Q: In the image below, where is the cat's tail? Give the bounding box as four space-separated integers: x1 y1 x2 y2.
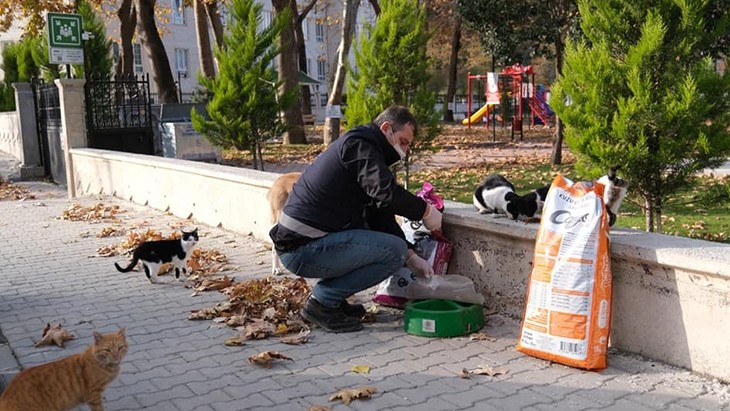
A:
115 257 139 273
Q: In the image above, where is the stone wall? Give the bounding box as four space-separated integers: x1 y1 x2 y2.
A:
0 112 22 162
69 147 730 381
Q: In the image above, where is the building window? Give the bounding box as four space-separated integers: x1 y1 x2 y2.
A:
320 93 327 107
307 58 312 77
302 18 310 40
175 48 188 77
315 20 325 42
172 0 185 24
133 43 143 73
317 59 326 82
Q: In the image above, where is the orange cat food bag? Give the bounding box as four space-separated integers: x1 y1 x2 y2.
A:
516 174 612 370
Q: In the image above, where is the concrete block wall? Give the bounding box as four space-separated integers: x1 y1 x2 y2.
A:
0 112 22 162
69 148 730 382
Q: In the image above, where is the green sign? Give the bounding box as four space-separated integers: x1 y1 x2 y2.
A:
47 12 84 64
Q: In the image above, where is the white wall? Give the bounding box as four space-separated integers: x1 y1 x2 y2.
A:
0 112 22 161
69 147 730 382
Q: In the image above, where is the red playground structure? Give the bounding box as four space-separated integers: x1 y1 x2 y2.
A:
464 64 554 140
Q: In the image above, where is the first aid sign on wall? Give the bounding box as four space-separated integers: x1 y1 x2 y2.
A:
47 12 84 65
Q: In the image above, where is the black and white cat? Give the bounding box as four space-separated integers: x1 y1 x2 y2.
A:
473 174 516 216
511 183 552 219
114 228 199 284
473 174 530 220
597 165 628 227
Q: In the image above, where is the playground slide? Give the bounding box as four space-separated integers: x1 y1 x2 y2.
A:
462 104 490 125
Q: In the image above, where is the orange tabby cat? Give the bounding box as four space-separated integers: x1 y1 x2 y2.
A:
0 328 128 411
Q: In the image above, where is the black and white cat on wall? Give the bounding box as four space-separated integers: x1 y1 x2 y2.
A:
598 165 629 227
114 228 199 284
473 174 549 221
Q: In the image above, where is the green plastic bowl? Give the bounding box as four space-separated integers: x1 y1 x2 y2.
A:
404 299 485 337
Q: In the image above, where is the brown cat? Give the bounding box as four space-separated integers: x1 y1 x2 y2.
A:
0 328 128 411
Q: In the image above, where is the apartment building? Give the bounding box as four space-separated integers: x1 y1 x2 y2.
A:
0 0 378 121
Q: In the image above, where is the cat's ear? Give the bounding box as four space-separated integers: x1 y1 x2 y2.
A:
117 328 126 337
93 331 104 344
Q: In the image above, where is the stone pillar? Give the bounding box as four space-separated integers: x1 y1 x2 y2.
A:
55 78 87 198
11 83 44 179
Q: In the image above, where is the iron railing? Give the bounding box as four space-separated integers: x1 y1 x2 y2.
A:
85 73 152 131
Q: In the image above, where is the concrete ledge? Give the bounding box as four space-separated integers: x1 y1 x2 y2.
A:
444 201 730 381
71 148 277 240
69 148 730 381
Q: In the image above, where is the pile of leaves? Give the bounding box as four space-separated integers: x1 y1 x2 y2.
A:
0 178 34 201
189 276 311 341
60 202 125 223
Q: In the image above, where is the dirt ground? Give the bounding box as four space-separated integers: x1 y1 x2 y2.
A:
413 124 564 170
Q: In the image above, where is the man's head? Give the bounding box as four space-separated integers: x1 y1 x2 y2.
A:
374 106 417 160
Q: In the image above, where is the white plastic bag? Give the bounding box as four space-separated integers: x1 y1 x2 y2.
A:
405 275 485 305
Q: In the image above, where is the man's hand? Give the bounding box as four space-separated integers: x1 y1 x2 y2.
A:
406 254 434 278
422 204 443 232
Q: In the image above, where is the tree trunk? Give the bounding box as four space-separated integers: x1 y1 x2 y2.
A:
195 0 216 79
295 0 317 116
655 198 663 234
205 1 225 49
368 0 380 15
550 37 565 165
116 0 136 78
443 12 461 123
135 0 179 103
323 0 360 145
644 197 655 232
273 0 306 144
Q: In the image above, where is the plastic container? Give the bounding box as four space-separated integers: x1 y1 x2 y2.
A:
404 299 485 337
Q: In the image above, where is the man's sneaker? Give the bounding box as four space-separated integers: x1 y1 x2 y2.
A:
340 301 367 318
301 298 363 333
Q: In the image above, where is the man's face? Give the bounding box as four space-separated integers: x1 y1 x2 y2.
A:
382 122 415 156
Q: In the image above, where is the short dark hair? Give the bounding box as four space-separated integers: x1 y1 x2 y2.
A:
373 105 418 137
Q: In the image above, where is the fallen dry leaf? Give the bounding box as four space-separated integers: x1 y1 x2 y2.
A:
60 202 124 223
351 365 370 374
470 364 509 377
194 275 235 292
248 351 293 368
280 330 311 345
307 406 331 411
0 179 34 201
96 226 126 238
329 386 377 405
242 318 276 340
223 335 246 346
34 323 75 348
469 332 497 342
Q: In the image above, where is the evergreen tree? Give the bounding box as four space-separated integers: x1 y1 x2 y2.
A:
0 43 21 111
551 0 730 232
76 0 113 79
191 0 292 170
346 0 441 151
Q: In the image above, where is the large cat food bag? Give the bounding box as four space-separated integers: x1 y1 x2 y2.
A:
516 174 612 370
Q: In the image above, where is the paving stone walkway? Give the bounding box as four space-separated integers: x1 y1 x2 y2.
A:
1 181 730 411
